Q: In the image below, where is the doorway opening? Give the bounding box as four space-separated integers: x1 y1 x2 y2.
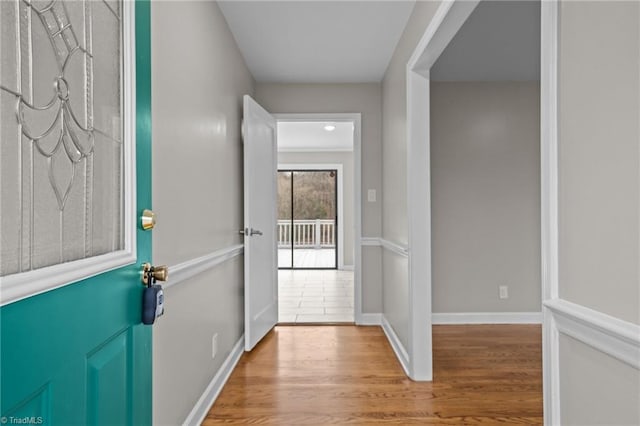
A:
275 117 359 324
278 169 338 269
403 0 542 381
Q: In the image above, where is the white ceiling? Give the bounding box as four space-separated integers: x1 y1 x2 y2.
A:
218 1 415 83
277 122 354 152
431 1 540 81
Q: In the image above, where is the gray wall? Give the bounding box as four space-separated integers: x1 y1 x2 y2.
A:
256 84 381 237
557 1 640 424
381 1 442 348
558 0 640 326
151 2 253 424
559 335 640 425
255 83 383 313
430 82 541 313
278 151 354 267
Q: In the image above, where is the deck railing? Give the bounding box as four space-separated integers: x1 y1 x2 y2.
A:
278 219 335 248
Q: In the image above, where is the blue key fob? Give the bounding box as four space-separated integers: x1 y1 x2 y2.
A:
142 284 164 325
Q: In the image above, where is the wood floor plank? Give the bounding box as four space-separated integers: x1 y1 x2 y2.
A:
203 325 542 425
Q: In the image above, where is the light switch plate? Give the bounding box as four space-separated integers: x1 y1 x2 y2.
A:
367 189 377 202
499 286 509 299
212 333 218 359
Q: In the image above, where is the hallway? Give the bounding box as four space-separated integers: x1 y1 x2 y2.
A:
204 325 542 424
3 1 638 424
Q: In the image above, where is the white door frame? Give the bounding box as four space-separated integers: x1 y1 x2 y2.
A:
407 3 638 425
406 0 552 404
404 0 480 381
539 2 559 424
273 113 364 324
278 163 345 270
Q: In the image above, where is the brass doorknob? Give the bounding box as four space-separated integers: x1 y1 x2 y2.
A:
142 263 169 285
141 209 156 230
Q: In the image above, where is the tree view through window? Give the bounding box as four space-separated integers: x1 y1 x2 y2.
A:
278 170 337 269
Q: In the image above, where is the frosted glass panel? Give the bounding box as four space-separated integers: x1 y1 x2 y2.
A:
1 0 124 276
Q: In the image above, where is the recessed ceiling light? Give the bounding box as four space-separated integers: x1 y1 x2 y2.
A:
323 124 336 132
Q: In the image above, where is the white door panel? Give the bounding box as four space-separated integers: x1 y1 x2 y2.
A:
243 95 278 351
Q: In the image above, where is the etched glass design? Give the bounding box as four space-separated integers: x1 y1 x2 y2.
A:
1 0 124 276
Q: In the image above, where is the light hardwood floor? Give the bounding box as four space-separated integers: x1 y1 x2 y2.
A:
204 325 542 425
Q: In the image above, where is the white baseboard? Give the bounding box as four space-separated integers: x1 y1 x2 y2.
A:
183 335 244 426
381 315 410 377
341 265 354 271
432 312 542 324
357 313 381 325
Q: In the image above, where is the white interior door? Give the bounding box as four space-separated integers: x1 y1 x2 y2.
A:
243 95 278 351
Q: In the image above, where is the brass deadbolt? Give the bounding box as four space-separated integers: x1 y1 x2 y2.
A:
142 263 169 286
141 209 156 230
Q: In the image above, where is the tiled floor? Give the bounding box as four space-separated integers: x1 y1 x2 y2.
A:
278 269 354 323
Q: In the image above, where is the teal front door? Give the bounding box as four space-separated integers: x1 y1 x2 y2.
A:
0 1 153 424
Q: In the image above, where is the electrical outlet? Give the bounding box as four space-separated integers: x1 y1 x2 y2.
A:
212 333 218 359
367 189 377 202
499 285 509 299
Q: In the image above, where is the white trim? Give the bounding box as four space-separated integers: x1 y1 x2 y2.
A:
360 237 381 247
545 299 640 370
274 113 364 325
432 312 543 325
1 251 136 306
182 335 245 426
379 239 408 258
0 2 138 307
406 69 433 382
404 0 479 381
341 265 354 271
407 1 479 73
541 1 560 424
164 245 244 290
278 147 353 153
353 114 362 326
544 310 561 426
358 313 382 326
278 163 345 271
381 315 410 377
122 0 138 286
541 0 559 305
